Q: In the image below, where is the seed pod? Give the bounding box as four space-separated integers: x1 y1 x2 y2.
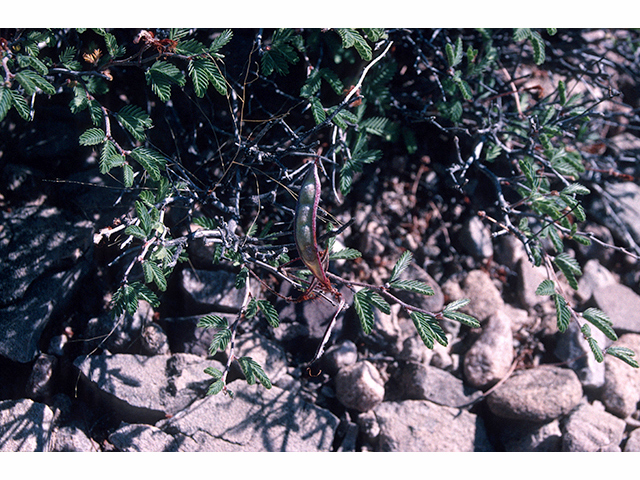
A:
295 161 330 288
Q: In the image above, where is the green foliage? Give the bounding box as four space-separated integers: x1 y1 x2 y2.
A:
5 27 639 401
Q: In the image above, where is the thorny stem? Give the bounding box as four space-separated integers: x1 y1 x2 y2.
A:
220 281 252 395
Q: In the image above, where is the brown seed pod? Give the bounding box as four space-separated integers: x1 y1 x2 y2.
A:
295 160 330 289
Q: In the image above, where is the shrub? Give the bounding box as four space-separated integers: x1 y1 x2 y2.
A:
2 28 638 396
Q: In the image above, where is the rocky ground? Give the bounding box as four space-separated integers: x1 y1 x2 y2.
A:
3 29 640 452
3 149 640 451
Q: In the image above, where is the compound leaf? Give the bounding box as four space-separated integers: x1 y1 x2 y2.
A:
389 250 413 283
582 307 618 342
354 289 375 334
257 299 280 328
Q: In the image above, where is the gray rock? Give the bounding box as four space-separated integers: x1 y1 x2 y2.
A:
576 259 617 303
81 300 154 355
234 331 290 387
109 423 182 452
602 333 640 418
396 362 482 406
74 352 216 423
499 419 562 452
373 400 492 451
356 410 380 444
460 269 504 321
335 361 385 412
593 282 640 333
487 366 583 422
48 425 99 452
162 314 233 357
459 215 494 259
575 223 615 266
624 427 640 451
393 264 445 314
463 309 514 389
0 399 54 451
157 381 340 451
180 267 245 313
517 258 549 310
562 401 626 451
25 353 57 402
322 340 358 375
554 320 607 389
603 180 640 248
0 205 93 362
141 323 170 356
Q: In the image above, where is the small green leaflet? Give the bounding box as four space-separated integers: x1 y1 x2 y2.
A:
353 289 375 335
237 357 272 389
79 127 106 146
130 147 166 181
257 299 279 328
535 279 556 297
606 346 639 368
335 29 372 61
389 251 413 283
197 314 228 330
208 328 232 355
145 60 186 102
329 247 362 260
554 294 571 333
206 379 225 396
582 308 617 342
410 311 448 349
554 252 581 290
388 279 434 296
587 337 604 363
116 104 153 142
142 260 168 291
442 299 480 328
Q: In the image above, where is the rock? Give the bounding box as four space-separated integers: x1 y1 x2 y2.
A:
322 340 358 375
393 264 445 314
0 399 55 451
458 215 494 259
624 428 640 451
603 181 640 248
25 353 58 402
575 225 615 269
463 309 514 389
554 320 607 389
335 361 385 412
517 258 548 310
499 419 562 452
109 423 181 452
156 381 340 451
335 418 359 452
356 410 380 444
460 269 504 321
562 401 626 451
487 366 583 422
0 205 93 363
593 282 640 333
141 323 170 356
395 362 482 407
48 425 100 452
180 267 245 314
273 283 352 356
373 400 492 451
234 331 290 387
74 352 216 423
162 314 232 357
81 300 154 355
602 333 640 418
576 259 617 303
